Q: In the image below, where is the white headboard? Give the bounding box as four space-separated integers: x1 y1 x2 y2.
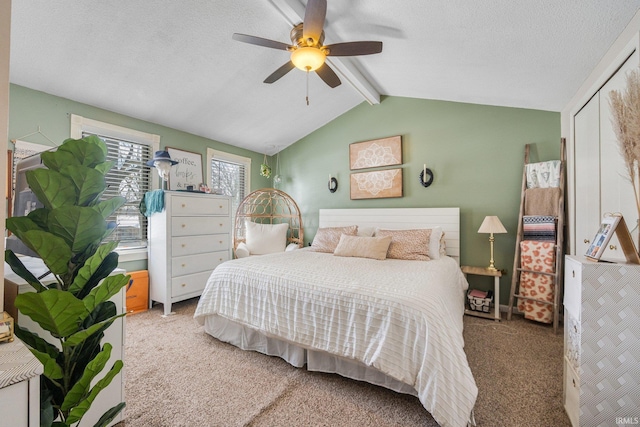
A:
318 208 460 262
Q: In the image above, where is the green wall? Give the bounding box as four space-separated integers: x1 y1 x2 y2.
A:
8 84 274 271
278 96 561 305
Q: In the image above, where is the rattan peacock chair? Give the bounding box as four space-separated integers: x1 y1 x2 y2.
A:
234 188 304 256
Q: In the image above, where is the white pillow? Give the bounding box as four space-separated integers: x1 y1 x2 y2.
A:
357 226 376 237
235 242 250 258
245 222 289 255
428 226 443 260
285 243 299 252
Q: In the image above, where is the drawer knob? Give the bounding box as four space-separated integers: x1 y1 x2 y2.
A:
572 378 576 388
574 325 577 333
182 224 186 228
181 283 186 287
182 263 186 267
609 244 617 250
219 258 223 261
219 240 223 244
219 205 223 209
182 244 186 248
583 239 590 244
182 203 186 208
220 223 223 227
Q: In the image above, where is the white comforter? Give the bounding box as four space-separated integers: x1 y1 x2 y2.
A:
194 249 477 427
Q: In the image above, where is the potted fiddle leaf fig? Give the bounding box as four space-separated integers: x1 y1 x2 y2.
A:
5 135 129 427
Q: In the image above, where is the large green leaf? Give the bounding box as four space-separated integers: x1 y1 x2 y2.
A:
69 242 118 295
15 290 87 338
92 197 126 220
41 149 80 172
57 136 107 168
5 250 47 292
66 359 123 425
63 317 117 347
47 206 106 254
94 402 126 427
59 165 106 206
31 348 64 380
94 160 115 176
26 168 76 210
61 343 113 412
14 324 59 359
83 274 129 313
21 230 72 275
6 216 43 239
76 253 120 300
40 387 55 427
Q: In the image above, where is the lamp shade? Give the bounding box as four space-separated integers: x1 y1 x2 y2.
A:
478 216 507 234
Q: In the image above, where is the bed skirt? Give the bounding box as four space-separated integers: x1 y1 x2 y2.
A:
202 314 419 397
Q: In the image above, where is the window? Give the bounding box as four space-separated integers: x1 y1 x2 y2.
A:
71 115 159 251
206 148 251 227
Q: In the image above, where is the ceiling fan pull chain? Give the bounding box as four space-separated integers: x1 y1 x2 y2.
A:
306 70 310 106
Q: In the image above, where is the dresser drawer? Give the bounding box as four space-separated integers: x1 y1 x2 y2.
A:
172 251 230 277
171 216 231 237
171 195 229 216
564 358 580 427
563 256 582 321
172 234 230 257
171 270 212 298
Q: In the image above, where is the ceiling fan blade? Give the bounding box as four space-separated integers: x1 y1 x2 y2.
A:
264 61 296 84
325 41 383 56
303 0 327 45
315 63 341 88
232 33 292 51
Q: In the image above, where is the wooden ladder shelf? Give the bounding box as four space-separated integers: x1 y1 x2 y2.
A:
507 139 566 334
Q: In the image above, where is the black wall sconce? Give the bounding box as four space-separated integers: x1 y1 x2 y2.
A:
328 174 338 193
420 164 434 188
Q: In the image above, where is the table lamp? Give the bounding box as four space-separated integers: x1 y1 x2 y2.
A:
478 215 507 271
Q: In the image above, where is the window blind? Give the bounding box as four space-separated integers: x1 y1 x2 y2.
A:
83 132 153 247
211 158 246 226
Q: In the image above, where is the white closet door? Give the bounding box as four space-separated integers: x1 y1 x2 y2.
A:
600 51 639 261
574 93 601 258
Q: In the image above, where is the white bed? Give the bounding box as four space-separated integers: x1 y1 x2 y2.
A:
194 208 477 427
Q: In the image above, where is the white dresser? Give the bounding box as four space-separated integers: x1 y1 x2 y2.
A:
148 191 231 316
563 255 640 426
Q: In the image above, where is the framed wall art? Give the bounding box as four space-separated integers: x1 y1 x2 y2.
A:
349 135 402 170
167 147 203 191
350 168 403 200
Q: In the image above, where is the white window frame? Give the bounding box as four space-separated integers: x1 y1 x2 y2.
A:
70 114 160 262
206 148 251 227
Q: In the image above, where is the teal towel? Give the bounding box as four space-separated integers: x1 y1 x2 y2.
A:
140 190 165 217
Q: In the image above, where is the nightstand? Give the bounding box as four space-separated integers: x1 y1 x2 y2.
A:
461 266 504 321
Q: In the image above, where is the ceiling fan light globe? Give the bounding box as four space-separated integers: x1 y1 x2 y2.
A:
291 47 325 71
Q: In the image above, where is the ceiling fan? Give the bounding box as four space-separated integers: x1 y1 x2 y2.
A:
232 0 383 89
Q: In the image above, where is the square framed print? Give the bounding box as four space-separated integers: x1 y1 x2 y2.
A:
167 147 203 191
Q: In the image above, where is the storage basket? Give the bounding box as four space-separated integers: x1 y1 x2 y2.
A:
467 289 493 313
126 270 149 315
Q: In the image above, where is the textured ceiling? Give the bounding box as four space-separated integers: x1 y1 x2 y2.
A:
9 0 640 155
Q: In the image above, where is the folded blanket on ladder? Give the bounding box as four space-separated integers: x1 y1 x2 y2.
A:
518 240 556 324
523 215 557 241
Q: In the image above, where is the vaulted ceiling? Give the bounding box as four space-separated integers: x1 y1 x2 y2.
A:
9 1 640 155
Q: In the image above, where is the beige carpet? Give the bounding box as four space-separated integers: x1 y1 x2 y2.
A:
115 298 571 427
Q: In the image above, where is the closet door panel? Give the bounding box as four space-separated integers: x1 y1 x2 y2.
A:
574 93 601 257
600 51 639 261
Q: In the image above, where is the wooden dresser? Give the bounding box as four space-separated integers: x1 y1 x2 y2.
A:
148 191 232 316
563 255 640 426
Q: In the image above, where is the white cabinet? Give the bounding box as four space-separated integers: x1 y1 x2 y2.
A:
4 257 125 427
148 191 231 316
573 50 639 261
563 255 640 426
0 339 42 427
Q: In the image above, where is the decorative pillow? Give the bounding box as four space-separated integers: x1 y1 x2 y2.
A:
285 243 299 252
235 242 250 258
439 232 447 257
333 234 392 260
357 226 376 237
245 221 289 255
375 228 432 261
427 226 443 260
310 225 358 253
